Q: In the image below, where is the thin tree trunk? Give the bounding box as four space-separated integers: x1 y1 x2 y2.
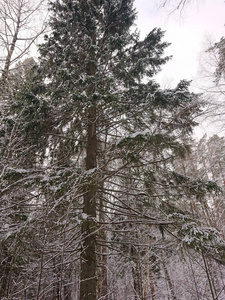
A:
187 251 200 300
202 252 216 300
143 235 156 300
97 196 108 300
97 133 108 300
131 238 143 300
143 242 150 300
0 250 13 298
162 260 177 300
136 245 143 300
1 3 21 83
149 265 156 300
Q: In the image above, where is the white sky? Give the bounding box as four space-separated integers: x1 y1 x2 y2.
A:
134 0 225 89
134 0 225 138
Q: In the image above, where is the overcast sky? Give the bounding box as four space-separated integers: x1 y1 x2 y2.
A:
134 0 225 89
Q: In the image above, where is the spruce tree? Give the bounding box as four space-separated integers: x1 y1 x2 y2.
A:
37 1 200 298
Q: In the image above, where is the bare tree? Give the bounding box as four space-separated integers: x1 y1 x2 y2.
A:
0 0 48 83
193 37 225 134
159 0 201 11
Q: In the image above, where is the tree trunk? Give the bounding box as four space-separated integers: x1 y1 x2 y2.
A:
0 253 12 298
97 196 108 300
79 26 98 299
149 265 156 300
1 3 21 83
131 238 143 300
162 260 177 300
80 106 98 300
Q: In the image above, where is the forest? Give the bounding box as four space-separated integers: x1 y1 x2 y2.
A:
0 0 225 299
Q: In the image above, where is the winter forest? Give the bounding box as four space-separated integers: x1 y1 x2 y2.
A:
1 0 225 299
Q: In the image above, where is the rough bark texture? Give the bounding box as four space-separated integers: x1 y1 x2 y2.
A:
80 32 98 297
80 106 98 300
131 241 143 300
98 196 108 299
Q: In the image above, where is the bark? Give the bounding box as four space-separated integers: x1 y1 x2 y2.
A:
97 196 108 300
0 244 17 299
0 254 12 298
80 106 98 300
162 259 177 300
202 252 216 300
144 236 156 300
143 244 150 300
149 265 156 300
131 238 143 300
80 32 98 298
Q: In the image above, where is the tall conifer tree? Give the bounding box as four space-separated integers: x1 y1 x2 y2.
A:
38 0 200 298
39 1 173 298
